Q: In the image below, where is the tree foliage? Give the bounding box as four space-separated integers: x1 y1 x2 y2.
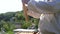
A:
0 10 39 32
0 20 15 32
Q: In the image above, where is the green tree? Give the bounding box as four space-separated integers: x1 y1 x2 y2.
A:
0 20 15 32
15 11 25 22
21 21 32 29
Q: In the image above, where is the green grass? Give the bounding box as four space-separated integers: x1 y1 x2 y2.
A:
5 31 14 34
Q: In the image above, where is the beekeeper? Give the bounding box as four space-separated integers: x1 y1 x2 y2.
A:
22 0 60 34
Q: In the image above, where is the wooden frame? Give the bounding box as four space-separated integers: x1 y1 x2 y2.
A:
22 1 29 22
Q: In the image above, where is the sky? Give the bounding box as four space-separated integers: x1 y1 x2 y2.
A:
0 0 23 13
0 0 44 13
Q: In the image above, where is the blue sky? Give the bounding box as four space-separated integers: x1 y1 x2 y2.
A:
0 0 22 13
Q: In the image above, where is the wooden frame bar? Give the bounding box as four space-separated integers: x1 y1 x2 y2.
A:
22 2 29 22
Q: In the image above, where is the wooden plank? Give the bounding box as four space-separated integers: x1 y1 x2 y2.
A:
14 29 38 34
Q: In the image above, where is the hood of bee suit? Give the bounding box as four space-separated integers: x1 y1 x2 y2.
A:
27 0 60 14
22 0 30 4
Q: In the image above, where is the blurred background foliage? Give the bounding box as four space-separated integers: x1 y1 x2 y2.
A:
0 10 39 34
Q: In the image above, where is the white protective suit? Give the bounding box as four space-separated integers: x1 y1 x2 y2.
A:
27 0 60 34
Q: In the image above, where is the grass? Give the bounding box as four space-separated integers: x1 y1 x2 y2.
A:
5 31 14 34
0 31 14 34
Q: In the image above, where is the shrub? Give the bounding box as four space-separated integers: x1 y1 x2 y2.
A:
0 20 15 32
21 21 32 29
